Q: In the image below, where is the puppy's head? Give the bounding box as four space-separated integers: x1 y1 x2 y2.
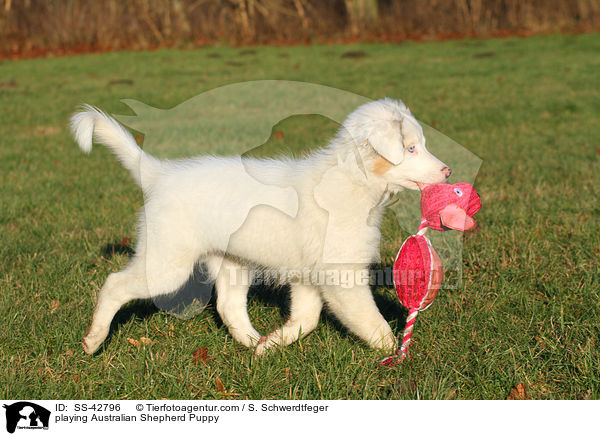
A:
341 98 451 191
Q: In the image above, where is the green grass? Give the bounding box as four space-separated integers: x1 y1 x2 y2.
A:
1 33 599 400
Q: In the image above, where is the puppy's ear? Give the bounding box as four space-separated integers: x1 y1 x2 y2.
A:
368 119 404 165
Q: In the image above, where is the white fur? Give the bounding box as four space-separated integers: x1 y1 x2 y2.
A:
71 98 450 355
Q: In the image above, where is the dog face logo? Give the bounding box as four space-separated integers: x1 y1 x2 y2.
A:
2 402 50 434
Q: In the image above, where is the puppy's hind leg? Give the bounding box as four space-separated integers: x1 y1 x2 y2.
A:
82 259 149 354
206 257 262 348
255 284 323 356
83 228 202 354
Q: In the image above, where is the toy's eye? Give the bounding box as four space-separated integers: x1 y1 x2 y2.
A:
454 188 463 197
407 145 415 153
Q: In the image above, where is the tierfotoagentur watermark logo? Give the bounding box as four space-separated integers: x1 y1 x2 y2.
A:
110 80 481 319
2 402 51 433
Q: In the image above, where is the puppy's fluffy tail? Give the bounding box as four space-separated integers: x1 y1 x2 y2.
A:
70 104 161 188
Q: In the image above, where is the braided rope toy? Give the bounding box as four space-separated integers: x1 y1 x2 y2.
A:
380 182 481 367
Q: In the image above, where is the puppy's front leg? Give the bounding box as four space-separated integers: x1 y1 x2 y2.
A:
321 281 396 352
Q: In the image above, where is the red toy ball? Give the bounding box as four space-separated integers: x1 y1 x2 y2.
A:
393 233 443 311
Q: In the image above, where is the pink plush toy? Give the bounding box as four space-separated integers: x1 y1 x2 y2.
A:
380 182 481 367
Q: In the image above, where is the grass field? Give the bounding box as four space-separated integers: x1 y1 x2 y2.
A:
1 33 599 400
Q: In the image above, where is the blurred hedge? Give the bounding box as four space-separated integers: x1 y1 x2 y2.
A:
1 0 599 56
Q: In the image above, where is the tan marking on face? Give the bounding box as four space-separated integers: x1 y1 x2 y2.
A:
373 156 394 175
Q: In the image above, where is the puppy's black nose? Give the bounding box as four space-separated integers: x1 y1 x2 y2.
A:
442 167 452 178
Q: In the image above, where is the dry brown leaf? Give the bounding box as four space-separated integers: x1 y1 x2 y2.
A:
127 338 140 348
34 125 61 137
0 81 17 88
507 383 531 400
192 347 209 364
50 299 60 314
215 377 226 392
341 50 367 58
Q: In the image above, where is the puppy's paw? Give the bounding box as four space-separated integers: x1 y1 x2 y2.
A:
254 335 280 357
362 322 397 353
370 332 397 354
383 336 398 354
82 335 101 355
82 326 107 355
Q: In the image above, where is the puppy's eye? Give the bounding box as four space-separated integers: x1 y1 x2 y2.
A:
407 145 415 153
454 188 463 197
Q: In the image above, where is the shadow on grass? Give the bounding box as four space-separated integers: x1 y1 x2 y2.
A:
101 240 135 258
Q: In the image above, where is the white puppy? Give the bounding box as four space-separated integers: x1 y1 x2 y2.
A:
70 98 450 355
